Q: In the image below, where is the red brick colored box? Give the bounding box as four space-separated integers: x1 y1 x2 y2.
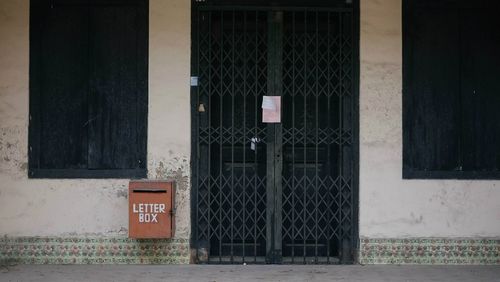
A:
129 181 175 239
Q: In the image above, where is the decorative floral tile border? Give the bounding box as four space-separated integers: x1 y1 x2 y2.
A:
3 237 499 265
0 237 190 265
359 238 500 265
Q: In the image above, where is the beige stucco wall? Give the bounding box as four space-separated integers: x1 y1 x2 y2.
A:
0 0 191 238
0 0 499 240
359 0 500 238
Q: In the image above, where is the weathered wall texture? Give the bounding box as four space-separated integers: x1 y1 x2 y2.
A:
0 0 191 239
147 0 191 240
359 0 500 238
1 0 499 250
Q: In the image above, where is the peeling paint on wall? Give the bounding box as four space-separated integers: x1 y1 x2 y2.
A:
148 156 191 239
359 0 500 238
0 0 192 240
0 126 28 179
1 0 499 245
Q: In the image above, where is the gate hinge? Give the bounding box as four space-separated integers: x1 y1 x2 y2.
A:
190 76 199 87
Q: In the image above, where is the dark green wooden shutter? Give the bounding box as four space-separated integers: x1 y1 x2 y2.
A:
403 0 500 178
29 0 148 178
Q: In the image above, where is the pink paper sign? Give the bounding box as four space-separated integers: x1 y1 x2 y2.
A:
262 96 281 123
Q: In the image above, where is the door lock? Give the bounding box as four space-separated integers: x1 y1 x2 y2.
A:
250 137 261 151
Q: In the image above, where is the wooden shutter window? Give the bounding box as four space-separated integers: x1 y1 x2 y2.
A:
403 0 500 179
29 0 148 178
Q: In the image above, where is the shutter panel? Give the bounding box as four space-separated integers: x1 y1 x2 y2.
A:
404 4 461 172
39 5 89 169
460 6 500 171
88 4 143 169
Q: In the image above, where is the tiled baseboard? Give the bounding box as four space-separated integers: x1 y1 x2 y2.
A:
360 238 500 265
0 237 189 264
2 236 499 265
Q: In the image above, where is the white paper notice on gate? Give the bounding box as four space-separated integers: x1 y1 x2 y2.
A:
262 96 281 123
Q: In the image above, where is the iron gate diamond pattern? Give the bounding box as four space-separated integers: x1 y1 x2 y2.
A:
193 6 356 265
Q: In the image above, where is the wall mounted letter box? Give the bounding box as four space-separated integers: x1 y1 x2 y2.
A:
129 181 175 239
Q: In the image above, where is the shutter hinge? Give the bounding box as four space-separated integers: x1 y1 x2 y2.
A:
190 76 199 87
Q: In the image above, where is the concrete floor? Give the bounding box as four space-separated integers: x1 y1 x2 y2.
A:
1 265 499 282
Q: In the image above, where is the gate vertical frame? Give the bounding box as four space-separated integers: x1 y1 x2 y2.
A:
190 0 199 263
265 11 284 264
352 0 360 263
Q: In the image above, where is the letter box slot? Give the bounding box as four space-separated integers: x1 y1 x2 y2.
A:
129 181 175 239
133 189 167 193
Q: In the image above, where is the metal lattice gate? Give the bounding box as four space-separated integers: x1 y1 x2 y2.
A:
191 1 358 264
